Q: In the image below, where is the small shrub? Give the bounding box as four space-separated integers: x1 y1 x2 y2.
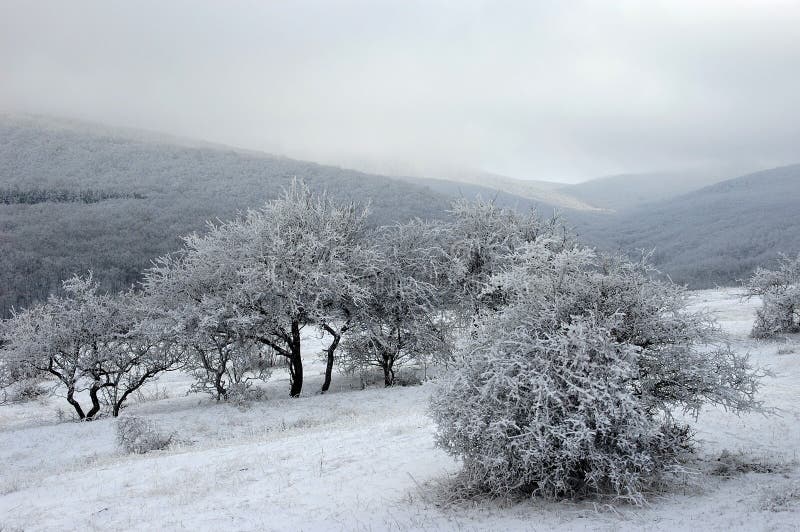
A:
709 450 788 477
746 254 800 339
134 385 170 403
116 416 172 454
760 481 800 512
354 369 385 389
2 379 45 403
225 382 267 407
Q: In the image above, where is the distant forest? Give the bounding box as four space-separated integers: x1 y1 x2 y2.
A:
0 186 145 205
570 164 800 288
2 117 799 317
0 119 452 317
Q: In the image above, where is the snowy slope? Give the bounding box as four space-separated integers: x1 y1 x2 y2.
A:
1 289 799 531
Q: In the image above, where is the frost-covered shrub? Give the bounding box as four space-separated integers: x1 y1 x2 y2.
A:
432 315 687 501
746 254 800 338
187 339 273 402
116 416 172 454
431 243 762 502
3 379 45 403
225 381 267 407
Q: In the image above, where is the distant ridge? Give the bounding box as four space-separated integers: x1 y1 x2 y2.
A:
559 170 730 212
0 114 455 316
428 170 604 212
2 112 797 306
571 164 800 287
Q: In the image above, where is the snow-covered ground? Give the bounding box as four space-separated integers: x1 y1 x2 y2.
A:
1 288 799 531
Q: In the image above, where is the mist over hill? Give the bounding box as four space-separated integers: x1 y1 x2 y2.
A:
413 171 601 211
0 116 464 316
2 115 797 315
560 171 730 212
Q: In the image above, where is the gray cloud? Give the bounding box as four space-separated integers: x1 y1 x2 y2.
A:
1 0 798 182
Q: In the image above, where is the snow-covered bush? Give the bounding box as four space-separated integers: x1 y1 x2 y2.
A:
432 315 687 500
746 254 800 338
431 243 762 502
1 379 45 404
191 343 273 401
225 381 268 407
116 416 172 454
0 336 43 405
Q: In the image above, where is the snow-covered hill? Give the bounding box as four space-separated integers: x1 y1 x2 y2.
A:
559 171 729 212
572 164 800 288
0 289 798 531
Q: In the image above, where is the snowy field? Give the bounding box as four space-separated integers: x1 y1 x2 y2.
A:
1 288 798 531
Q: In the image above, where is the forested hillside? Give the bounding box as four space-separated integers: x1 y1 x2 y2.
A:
0 117 457 316
3 115 798 314
572 164 800 287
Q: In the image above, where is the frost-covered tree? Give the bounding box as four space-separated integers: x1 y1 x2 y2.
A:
143 251 271 401
0 274 121 419
443 198 563 321
145 180 369 397
745 253 800 338
431 242 762 502
217 181 368 396
340 220 452 386
93 291 184 416
0 274 180 419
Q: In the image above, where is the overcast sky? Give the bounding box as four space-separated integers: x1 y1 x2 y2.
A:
1 1 798 183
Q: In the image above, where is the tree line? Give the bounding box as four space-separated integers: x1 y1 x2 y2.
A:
0 185 145 205
0 181 538 414
0 180 767 503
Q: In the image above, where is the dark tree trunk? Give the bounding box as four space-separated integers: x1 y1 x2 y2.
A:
86 384 102 420
112 398 123 417
112 367 167 417
321 343 336 393
382 354 395 387
214 369 226 401
65 386 85 420
321 322 347 393
113 399 123 417
288 320 303 397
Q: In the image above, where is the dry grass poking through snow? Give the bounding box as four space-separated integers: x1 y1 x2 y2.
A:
0 288 799 531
